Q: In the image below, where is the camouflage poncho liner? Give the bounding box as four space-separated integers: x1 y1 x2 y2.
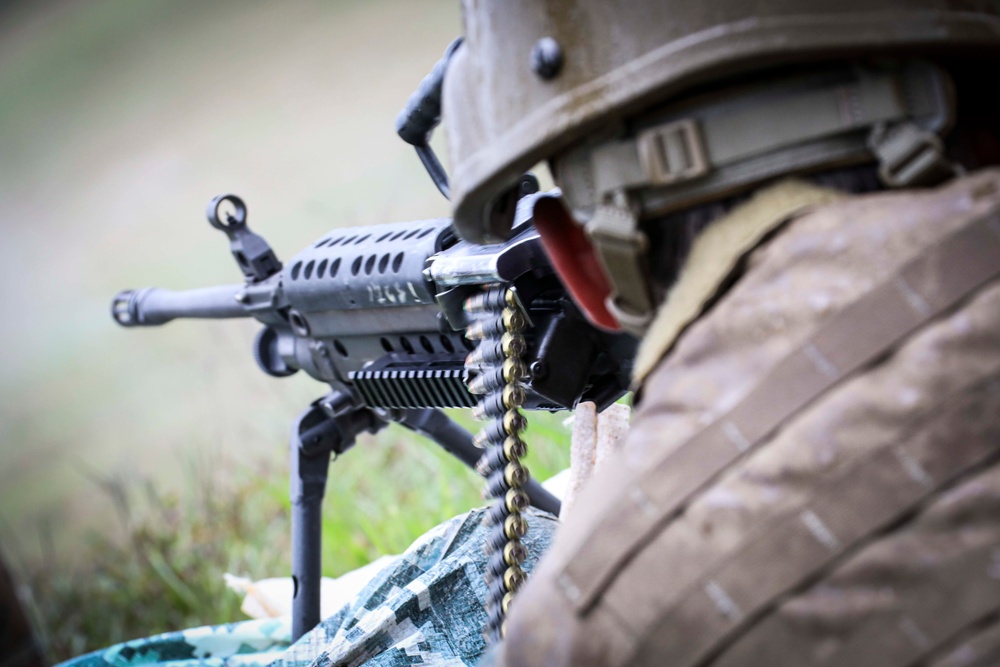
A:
60 508 557 667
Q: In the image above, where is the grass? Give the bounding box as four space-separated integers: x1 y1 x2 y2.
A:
9 410 571 662
9 457 289 660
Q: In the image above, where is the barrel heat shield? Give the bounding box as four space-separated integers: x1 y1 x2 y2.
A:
283 219 453 316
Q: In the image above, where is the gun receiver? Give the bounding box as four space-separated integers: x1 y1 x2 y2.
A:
113 193 634 412
111 191 635 639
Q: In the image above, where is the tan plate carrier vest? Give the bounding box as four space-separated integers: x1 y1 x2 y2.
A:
499 169 1000 667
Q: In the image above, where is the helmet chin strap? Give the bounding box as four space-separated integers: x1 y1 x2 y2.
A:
533 194 654 335
584 191 656 336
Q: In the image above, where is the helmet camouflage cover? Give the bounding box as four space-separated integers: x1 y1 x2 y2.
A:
442 0 1000 243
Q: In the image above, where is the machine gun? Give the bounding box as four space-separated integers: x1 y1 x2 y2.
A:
111 184 635 641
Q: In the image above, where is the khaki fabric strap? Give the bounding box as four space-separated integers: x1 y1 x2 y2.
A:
632 179 845 385
556 208 1000 614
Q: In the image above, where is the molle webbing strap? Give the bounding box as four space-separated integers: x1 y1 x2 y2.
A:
928 616 1000 667
634 377 1000 667
590 68 906 193
807 541 1000 667
556 208 1000 615
556 61 957 225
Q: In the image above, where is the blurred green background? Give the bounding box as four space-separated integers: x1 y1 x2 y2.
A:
0 1 571 657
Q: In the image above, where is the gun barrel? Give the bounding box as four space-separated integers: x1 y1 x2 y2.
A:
111 285 248 327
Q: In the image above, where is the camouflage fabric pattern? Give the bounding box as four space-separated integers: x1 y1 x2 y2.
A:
60 508 557 667
57 619 293 667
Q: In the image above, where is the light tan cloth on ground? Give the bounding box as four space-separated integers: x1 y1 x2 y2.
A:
224 555 397 620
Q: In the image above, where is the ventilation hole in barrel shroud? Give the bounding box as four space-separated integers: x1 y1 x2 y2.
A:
354 234 371 245
376 232 393 243
378 254 390 274
380 337 394 352
403 228 422 240
400 337 415 354
314 238 330 248
392 252 405 273
419 335 435 353
342 235 357 245
289 310 309 336
417 228 436 239
390 230 407 241
351 257 363 276
364 255 376 275
317 259 328 279
328 258 341 277
333 339 349 357
462 337 476 351
440 335 455 353
290 262 303 280
304 261 315 279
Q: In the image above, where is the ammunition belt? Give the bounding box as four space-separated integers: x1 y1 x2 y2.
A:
464 285 531 643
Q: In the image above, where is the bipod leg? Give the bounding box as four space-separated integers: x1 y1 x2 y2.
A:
289 394 388 642
396 408 562 516
290 403 339 642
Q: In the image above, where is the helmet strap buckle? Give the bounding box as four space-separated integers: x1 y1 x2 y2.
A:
869 121 963 188
585 192 655 336
637 118 710 186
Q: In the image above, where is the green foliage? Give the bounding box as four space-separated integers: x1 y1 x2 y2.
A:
317 412 570 575
13 459 290 661
13 414 570 662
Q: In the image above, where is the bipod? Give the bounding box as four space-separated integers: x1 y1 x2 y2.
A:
289 401 562 641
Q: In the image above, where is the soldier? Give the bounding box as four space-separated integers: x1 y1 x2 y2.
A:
441 2 1000 666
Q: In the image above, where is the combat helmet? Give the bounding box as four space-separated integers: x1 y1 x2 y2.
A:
442 0 1000 246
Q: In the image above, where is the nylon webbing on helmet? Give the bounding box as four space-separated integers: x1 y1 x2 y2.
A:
586 194 655 335
560 61 960 332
